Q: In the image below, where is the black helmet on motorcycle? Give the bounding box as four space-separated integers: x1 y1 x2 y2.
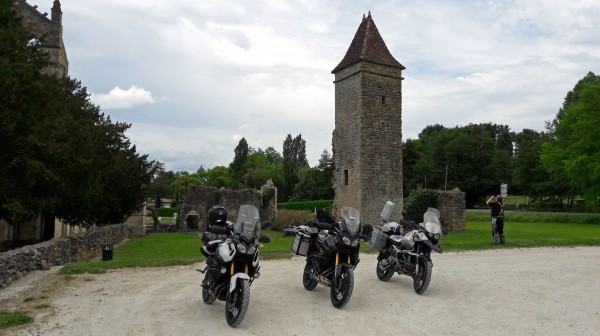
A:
208 205 228 226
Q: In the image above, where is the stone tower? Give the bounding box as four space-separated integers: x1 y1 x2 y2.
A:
331 12 405 226
14 0 68 77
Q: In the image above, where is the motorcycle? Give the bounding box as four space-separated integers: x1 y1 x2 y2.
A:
291 207 368 308
369 202 443 295
198 204 271 327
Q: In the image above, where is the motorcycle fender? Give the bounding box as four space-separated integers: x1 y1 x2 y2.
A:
334 263 353 279
229 273 250 293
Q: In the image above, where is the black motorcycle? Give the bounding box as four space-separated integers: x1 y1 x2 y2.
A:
369 202 443 295
292 207 368 308
198 204 270 327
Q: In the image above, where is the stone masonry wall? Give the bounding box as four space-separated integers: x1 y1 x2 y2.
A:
180 186 272 231
333 61 404 225
436 188 467 232
0 224 128 289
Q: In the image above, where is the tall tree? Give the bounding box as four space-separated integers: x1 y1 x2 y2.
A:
230 138 249 188
282 134 309 201
512 129 555 203
546 71 600 135
0 2 155 227
542 83 600 208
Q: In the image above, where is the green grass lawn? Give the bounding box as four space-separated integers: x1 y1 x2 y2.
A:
442 220 600 250
58 218 600 275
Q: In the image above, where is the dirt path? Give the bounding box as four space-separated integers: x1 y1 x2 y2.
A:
2 246 599 335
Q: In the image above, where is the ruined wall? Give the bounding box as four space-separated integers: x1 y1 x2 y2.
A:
15 0 68 77
179 186 273 231
0 224 128 289
437 189 467 232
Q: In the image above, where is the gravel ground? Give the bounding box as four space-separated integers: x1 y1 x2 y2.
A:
1 246 599 336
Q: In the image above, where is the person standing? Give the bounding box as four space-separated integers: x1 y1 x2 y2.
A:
486 195 505 245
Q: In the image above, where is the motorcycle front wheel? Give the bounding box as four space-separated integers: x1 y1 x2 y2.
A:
330 267 354 308
303 261 318 290
225 279 250 327
413 259 433 295
376 258 394 281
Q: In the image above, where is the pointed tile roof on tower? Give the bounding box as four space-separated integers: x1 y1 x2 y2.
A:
332 11 405 73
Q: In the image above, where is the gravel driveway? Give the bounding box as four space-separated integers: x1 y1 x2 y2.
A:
1 246 599 335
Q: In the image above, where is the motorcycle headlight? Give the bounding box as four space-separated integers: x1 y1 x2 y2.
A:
248 246 256 254
433 233 441 241
342 236 351 245
351 239 359 247
236 243 247 254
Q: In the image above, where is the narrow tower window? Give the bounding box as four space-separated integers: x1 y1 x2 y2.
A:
344 170 349 186
381 96 386 104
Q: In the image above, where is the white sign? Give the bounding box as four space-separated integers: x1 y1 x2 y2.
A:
500 183 508 198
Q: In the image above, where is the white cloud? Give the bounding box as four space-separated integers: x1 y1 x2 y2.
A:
90 86 156 110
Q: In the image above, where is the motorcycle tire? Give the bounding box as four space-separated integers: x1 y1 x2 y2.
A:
330 267 354 308
202 286 217 304
303 261 318 290
376 259 394 281
225 279 250 327
413 259 433 295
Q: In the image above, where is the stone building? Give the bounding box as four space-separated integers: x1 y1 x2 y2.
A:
14 0 68 77
332 12 405 226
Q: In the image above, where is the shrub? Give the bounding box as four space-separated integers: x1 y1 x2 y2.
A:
272 210 315 231
403 189 439 222
155 207 177 217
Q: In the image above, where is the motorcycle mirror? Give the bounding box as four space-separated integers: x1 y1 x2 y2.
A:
401 209 408 217
259 235 271 243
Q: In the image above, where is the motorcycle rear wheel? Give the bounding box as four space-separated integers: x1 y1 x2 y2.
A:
225 279 250 327
303 261 318 290
376 258 394 281
413 259 433 295
330 267 354 308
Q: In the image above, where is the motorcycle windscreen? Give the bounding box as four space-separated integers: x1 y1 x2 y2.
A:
340 207 361 235
423 207 442 236
423 207 440 225
234 204 260 240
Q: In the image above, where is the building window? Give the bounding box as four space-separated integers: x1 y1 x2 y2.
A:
381 96 386 104
344 169 349 186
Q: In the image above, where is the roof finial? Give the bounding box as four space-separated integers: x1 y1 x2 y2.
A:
362 13 365 20
368 10 371 17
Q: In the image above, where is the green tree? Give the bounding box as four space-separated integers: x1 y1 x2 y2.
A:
542 83 600 208
230 138 249 188
147 170 177 206
293 149 334 201
282 134 309 201
546 71 600 135
512 129 556 203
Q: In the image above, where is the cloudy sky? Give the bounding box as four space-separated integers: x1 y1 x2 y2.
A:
45 0 600 172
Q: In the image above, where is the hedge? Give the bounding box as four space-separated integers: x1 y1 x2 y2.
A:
277 200 333 212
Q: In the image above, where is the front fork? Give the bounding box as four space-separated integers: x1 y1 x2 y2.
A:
228 261 252 293
414 243 421 276
334 251 354 279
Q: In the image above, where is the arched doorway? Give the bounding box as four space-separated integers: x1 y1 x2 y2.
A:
185 210 200 230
